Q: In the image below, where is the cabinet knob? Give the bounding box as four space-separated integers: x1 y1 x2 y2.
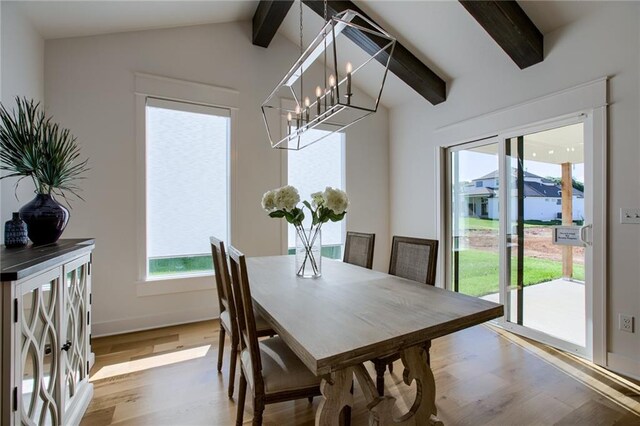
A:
61 340 72 352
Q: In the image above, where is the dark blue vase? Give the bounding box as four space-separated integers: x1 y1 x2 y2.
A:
19 194 69 246
4 212 29 248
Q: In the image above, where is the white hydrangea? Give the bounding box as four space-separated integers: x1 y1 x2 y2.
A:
261 190 277 212
311 191 325 208
323 187 349 214
274 185 300 211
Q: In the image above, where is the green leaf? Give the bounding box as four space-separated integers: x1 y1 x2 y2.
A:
329 211 346 222
269 210 285 218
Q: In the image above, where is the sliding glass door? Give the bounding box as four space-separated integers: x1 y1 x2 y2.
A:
446 119 593 359
503 122 588 354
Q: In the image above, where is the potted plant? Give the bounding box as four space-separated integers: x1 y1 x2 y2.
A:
0 97 88 245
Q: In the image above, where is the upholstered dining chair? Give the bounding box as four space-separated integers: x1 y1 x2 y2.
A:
343 231 375 269
372 236 439 396
210 236 275 398
227 245 323 426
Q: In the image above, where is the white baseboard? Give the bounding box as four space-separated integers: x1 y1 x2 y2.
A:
92 307 219 337
607 351 640 381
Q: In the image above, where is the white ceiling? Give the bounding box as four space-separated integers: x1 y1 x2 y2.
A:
9 0 608 107
13 0 258 39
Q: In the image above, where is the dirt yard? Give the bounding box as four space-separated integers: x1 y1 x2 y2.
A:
461 227 585 265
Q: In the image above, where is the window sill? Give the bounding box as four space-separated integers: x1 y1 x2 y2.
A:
136 273 215 297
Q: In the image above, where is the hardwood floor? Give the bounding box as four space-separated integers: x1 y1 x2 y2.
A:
81 320 640 425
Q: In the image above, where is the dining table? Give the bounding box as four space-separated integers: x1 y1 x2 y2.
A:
245 255 504 425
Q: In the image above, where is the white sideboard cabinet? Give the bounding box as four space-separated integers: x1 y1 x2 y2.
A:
1 239 95 426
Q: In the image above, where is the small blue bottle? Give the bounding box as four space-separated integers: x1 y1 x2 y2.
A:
4 212 29 248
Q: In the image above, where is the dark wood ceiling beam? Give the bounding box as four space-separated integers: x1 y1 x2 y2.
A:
459 1 543 69
302 0 446 105
252 0 295 48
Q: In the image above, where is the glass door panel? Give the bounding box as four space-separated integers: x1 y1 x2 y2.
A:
64 264 88 410
449 142 501 298
505 123 586 349
20 279 59 425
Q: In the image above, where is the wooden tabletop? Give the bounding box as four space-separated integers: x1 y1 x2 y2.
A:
246 256 503 376
1 238 95 282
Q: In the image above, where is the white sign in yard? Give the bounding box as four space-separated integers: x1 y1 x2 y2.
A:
553 226 588 247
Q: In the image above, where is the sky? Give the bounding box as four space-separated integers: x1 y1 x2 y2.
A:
455 150 585 184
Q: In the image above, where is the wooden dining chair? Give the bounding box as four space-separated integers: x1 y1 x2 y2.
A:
372 235 439 396
210 236 275 399
343 231 375 269
227 245 322 426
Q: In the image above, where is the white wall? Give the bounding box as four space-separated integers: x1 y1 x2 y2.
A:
0 2 44 239
43 21 390 336
390 4 640 377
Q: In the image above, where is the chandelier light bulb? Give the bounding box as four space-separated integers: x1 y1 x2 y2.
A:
315 86 322 97
329 74 336 87
304 97 310 107
346 62 353 73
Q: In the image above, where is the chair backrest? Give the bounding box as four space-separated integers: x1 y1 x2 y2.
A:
227 245 263 387
389 236 438 285
343 231 375 269
210 236 237 331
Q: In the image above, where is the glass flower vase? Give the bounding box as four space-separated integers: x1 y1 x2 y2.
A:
295 228 322 278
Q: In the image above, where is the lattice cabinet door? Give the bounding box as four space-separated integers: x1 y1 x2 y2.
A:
60 255 92 424
15 268 63 426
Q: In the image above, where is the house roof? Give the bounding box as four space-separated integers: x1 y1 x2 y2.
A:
475 169 552 183
464 169 584 198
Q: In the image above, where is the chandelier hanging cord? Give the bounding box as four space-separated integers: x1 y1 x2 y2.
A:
323 0 328 111
299 0 303 110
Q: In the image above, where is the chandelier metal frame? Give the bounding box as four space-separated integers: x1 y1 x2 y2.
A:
261 7 396 150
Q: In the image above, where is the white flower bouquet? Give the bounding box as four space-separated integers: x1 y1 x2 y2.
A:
262 185 349 277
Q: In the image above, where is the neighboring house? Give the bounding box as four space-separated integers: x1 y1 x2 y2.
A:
460 169 584 222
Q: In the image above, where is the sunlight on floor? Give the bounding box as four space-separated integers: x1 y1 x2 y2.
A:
91 345 211 381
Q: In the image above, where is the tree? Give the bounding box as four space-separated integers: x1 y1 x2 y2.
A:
545 176 584 192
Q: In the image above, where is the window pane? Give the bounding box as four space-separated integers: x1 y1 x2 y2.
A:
288 130 344 258
146 101 229 277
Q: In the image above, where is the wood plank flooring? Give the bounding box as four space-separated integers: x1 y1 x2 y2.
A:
81 320 640 425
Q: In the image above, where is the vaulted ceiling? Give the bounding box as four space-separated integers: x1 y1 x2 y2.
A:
12 0 609 108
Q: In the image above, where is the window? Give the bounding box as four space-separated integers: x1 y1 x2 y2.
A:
145 98 230 278
287 130 345 259
476 181 483 187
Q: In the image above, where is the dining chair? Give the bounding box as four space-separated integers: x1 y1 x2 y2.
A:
372 235 439 396
343 231 375 269
210 236 275 399
227 245 323 426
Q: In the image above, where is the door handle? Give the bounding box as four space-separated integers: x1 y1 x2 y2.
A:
61 340 72 352
580 224 592 246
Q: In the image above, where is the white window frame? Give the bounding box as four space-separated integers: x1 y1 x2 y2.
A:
283 132 347 257
134 73 239 296
275 102 347 255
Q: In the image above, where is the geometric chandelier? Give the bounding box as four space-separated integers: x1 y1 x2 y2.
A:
261 5 396 150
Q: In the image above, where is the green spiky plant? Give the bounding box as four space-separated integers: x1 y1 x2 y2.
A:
0 97 89 204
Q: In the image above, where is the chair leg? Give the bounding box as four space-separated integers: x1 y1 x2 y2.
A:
217 326 226 373
388 362 394 374
374 360 386 396
236 372 247 426
308 396 313 403
228 337 238 398
425 340 432 365
253 396 265 426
